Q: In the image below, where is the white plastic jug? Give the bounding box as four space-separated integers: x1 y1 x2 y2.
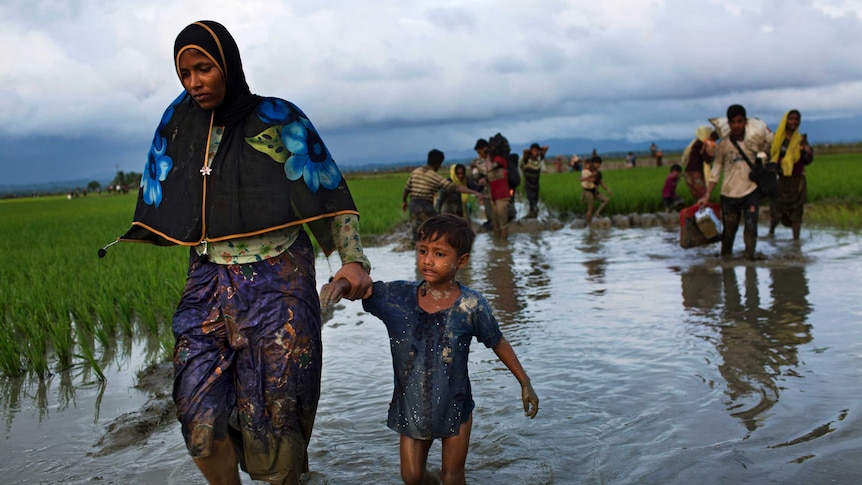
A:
695 206 721 239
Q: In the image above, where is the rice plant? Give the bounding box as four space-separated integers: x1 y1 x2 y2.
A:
345 171 410 235
0 193 185 378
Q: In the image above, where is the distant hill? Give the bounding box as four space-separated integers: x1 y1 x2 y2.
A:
0 176 115 198
2 113 859 196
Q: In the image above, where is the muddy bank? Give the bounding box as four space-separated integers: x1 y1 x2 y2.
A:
92 360 175 457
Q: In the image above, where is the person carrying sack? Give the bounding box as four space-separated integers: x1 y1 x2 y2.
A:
697 104 773 261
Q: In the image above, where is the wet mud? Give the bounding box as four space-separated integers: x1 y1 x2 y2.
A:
91 360 174 457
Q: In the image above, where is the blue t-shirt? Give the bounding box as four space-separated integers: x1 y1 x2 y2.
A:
362 280 503 439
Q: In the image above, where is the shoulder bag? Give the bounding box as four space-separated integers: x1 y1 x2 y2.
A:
731 138 778 198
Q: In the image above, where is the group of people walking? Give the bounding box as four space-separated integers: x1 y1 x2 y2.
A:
402 102 813 263
402 137 620 238
109 19 814 485
403 134 547 241
688 104 814 260
406 105 814 264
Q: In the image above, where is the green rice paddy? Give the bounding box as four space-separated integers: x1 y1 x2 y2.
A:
537 152 862 219
0 153 859 378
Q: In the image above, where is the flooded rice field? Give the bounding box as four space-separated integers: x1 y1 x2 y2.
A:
2 219 861 484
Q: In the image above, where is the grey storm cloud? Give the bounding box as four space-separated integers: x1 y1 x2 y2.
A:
1 0 861 184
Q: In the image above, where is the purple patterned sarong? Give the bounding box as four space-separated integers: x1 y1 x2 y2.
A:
172 230 321 482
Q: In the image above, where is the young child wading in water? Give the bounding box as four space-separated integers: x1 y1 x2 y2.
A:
320 214 539 484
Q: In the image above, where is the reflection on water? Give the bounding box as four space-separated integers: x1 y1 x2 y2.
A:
521 233 552 300
683 265 813 432
0 325 165 430
483 243 521 324
2 226 862 484
578 231 608 294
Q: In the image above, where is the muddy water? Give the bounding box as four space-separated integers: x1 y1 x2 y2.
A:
2 222 861 484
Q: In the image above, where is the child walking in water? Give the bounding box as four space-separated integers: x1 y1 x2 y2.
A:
580 157 612 225
320 214 539 484
662 164 685 212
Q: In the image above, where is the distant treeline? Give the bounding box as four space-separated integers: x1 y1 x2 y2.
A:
0 171 141 200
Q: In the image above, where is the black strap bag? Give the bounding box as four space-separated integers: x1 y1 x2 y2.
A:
731 138 778 198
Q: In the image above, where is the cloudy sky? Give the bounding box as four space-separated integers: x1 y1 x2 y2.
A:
2 0 861 185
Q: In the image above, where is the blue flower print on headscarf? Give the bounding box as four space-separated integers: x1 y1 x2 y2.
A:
141 92 183 207
249 98 343 192
281 117 342 192
142 134 173 207
257 98 300 125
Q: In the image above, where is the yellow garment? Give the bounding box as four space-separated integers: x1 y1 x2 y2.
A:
682 125 715 179
695 125 713 142
450 164 469 205
771 111 802 176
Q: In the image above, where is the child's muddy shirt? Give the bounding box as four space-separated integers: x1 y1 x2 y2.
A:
363 280 503 439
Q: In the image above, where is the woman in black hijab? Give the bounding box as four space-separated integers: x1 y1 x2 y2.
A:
116 20 372 484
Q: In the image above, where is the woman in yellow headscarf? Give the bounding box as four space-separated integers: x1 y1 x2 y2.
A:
768 109 814 240
436 163 477 218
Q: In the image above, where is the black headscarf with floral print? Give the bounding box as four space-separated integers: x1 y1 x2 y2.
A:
118 21 358 256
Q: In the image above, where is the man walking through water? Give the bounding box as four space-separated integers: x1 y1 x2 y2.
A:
698 104 771 260
520 143 548 218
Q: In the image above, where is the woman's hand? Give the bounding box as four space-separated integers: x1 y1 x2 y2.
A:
331 261 372 300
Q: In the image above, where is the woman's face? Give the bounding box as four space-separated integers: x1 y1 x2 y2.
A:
786 112 801 133
177 49 226 111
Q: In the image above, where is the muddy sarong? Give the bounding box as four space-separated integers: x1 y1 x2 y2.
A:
172 230 321 482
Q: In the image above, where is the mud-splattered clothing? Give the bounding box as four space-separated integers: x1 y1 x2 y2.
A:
521 155 543 216
770 124 814 228
362 280 503 440
172 230 322 479
404 166 457 240
712 133 770 258
710 136 763 199
116 21 373 485
404 166 457 202
770 173 807 227
407 198 437 242
580 167 596 190
684 170 707 201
